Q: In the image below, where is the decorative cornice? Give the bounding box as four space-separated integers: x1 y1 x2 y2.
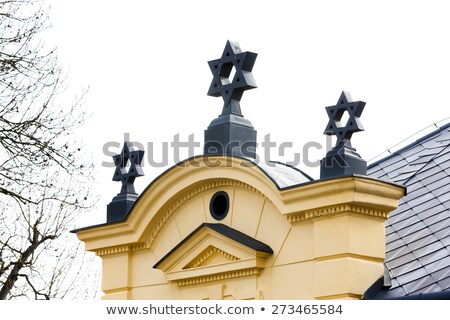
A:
183 246 240 269
287 204 389 223
176 268 260 287
95 245 130 256
96 243 152 256
95 179 267 256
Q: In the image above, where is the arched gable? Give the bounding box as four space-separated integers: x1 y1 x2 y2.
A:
75 155 404 300
78 156 302 252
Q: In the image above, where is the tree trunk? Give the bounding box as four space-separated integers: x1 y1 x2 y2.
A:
0 244 36 300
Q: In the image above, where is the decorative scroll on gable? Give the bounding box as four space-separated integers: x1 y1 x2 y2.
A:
153 223 273 287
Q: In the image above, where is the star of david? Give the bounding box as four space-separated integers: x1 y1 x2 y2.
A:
324 91 365 145
207 40 257 115
112 141 144 194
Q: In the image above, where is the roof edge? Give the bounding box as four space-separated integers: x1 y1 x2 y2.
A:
72 155 313 233
368 121 450 169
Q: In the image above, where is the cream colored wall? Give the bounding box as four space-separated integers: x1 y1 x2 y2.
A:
76 156 404 300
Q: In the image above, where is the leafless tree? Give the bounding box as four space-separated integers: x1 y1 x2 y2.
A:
0 0 97 299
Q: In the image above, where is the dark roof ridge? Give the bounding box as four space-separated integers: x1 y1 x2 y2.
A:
369 121 450 169
153 223 273 268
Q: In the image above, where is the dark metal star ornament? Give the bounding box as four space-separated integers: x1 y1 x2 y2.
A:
320 91 368 179
207 40 257 116
324 91 365 145
112 141 144 194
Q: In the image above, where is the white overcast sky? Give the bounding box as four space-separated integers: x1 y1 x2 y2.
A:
46 0 450 226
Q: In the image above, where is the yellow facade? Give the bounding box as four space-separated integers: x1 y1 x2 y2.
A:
75 156 405 300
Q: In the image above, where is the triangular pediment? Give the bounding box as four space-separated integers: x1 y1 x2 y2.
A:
183 245 240 269
153 223 272 286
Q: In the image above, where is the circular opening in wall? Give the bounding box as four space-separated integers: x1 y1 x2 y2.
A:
210 191 229 220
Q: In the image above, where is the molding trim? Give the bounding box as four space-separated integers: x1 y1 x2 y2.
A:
183 247 240 269
145 179 266 249
95 245 130 256
287 204 389 223
176 268 260 287
95 180 267 256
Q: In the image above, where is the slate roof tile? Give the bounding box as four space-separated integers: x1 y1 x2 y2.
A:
381 160 407 174
413 241 445 258
388 245 413 261
386 231 400 243
438 189 450 203
420 283 443 294
436 158 450 170
386 246 411 264
408 193 435 212
418 249 449 266
434 226 450 242
428 218 450 233
367 122 450 298
377 155 406 168
405 183 423 194
437 276 450 290
401 227 431 244
414 198 441 214
415 165 445 184
387 255 421 276
397 268 430 290
434 149 450 164
423 256 450 274
407 234 439 252
391 215 421 231
385 225 395 236
395 221 427 238
403 228 430 243
431 266 450 281
418 205 447 224
404 275 437 295
386 237 406 252
443 199 450 209
400 145 425 159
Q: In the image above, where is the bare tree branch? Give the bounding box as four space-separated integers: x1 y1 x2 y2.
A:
0 0 99 300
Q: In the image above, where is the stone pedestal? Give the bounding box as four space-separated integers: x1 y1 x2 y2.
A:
204 114 257 158
320 141 367 179
107 193 139 223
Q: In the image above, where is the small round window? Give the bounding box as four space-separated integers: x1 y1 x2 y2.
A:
209 191 229 220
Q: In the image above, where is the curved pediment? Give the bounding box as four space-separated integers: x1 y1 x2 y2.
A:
74 153 405 299
76 156 310 252
76 155 403 263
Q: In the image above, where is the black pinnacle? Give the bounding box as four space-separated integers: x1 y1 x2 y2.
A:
207 40 257 117
204 41 258 159
107 141 145 223
112 141 145 194
320 91 367 179
324 91 365 145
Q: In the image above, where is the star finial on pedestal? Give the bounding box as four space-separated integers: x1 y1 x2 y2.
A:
112 141 144 194
324 91 365 146
207 40 257 116
320 91 367 179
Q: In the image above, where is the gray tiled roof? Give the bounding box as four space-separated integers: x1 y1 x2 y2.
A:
367 122 450 298
257 161 313 188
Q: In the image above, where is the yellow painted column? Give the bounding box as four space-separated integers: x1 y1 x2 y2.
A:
284 177 405 300
100 250 131 300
